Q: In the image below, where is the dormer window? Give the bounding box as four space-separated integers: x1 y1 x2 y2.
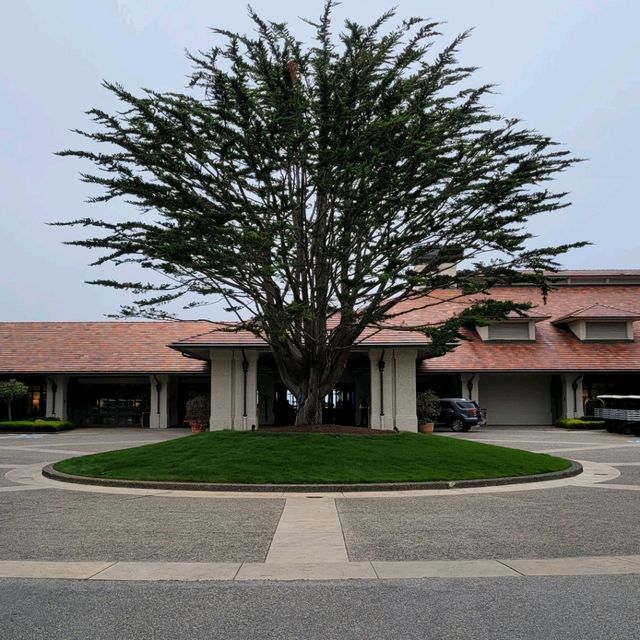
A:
487 322 531 341
585 321 629 341
477 309 548 342
552 304 639 342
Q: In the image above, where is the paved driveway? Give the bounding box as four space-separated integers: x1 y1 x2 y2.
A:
0 426 639 576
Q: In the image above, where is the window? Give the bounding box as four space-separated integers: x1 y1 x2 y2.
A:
487 323 530 341
585 322 629 340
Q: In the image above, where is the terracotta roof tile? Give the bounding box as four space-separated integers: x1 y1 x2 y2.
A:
552 303 640 323
411 286 640 373
0 322 212 374
2 282 640 376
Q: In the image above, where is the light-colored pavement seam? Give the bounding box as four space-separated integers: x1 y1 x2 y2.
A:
588 483 640 491
495 559 525 576
335 499 351 562
86 561 119 579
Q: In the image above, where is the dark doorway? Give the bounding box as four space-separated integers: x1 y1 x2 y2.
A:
69 381 150 427
272 382 357 425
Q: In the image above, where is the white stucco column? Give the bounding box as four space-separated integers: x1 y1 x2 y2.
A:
45 375 69 420
210 348 259 430
210 349 234 430
393 349 418 432
561 373 584 419
368 349 395 430
232 349 258 430
149 375 169 429
461 373 480 404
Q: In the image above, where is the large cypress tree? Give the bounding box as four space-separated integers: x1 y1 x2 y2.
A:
58 3 583 424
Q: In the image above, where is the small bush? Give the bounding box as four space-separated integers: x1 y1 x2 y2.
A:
555 418 605 430
185 395 210 422
0 420 75 432
417 389 440 423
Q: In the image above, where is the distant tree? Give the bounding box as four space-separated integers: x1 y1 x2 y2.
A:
57 3 584 424
0 379 29 421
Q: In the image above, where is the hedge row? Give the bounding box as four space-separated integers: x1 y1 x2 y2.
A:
555 418 605 430
0 420 75 432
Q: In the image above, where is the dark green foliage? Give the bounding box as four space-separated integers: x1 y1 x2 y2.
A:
56 3 585 423
416 389 440 423
0 420 74 432
185 395 210 422
54 431 571 484
0 379 29 421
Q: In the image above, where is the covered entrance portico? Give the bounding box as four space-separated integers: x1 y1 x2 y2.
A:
183 347 420 432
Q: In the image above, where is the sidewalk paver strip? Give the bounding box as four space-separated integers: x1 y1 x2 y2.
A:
0 561 114 580
2 555 640 581
266 498 348 563
91 561 241 581
371 559 519 579
501 556 640 576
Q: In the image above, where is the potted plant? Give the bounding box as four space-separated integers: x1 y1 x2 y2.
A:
185 395 210 433
416 389 440 434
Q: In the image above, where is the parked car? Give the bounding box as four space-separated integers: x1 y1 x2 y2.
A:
437 398 480 432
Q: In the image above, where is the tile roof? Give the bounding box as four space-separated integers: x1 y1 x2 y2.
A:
171 323 266 347
171 322 428 348
552 304 640 323
0 322 212 374
547 270 640 277
1 282 640 375
407 286 640 373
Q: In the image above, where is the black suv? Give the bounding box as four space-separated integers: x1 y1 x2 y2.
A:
437 398 480 432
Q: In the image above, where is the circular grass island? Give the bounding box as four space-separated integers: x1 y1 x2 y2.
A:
51 430 576 489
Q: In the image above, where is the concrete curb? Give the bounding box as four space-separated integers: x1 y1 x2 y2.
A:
42 460 582 493
1 553 640 582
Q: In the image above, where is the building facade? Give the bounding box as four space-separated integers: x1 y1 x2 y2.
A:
1 270 639 429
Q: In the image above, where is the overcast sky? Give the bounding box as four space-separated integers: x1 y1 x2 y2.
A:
1 0 638 321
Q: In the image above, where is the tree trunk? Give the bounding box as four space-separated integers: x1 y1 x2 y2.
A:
291 351 353 426
295 394 324 425
269 327 358 427
293 364 328 425
7 402 12 422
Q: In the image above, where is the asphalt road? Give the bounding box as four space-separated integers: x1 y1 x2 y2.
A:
1 426 640 638
2 427 639 563
2 575 639 640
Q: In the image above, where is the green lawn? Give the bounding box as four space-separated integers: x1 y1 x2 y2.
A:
53 431 572 484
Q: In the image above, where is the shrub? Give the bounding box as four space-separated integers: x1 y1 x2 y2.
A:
0 420 74 432
555 418 605 429
417 390 440 423
185 395 210 422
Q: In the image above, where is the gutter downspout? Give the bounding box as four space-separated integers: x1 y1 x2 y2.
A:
47 377 58 417
241 349 249 431
378 351 385 429
572 374 584 416
153 375 162 415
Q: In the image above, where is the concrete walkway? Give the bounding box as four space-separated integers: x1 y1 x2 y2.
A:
265 497 348 563
2 427 640 582
2 554 640 581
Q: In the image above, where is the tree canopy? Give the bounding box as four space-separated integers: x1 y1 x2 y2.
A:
57 3 583 423
0 379 29 421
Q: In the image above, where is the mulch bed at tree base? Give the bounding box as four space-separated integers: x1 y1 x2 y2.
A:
257 424 397 436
